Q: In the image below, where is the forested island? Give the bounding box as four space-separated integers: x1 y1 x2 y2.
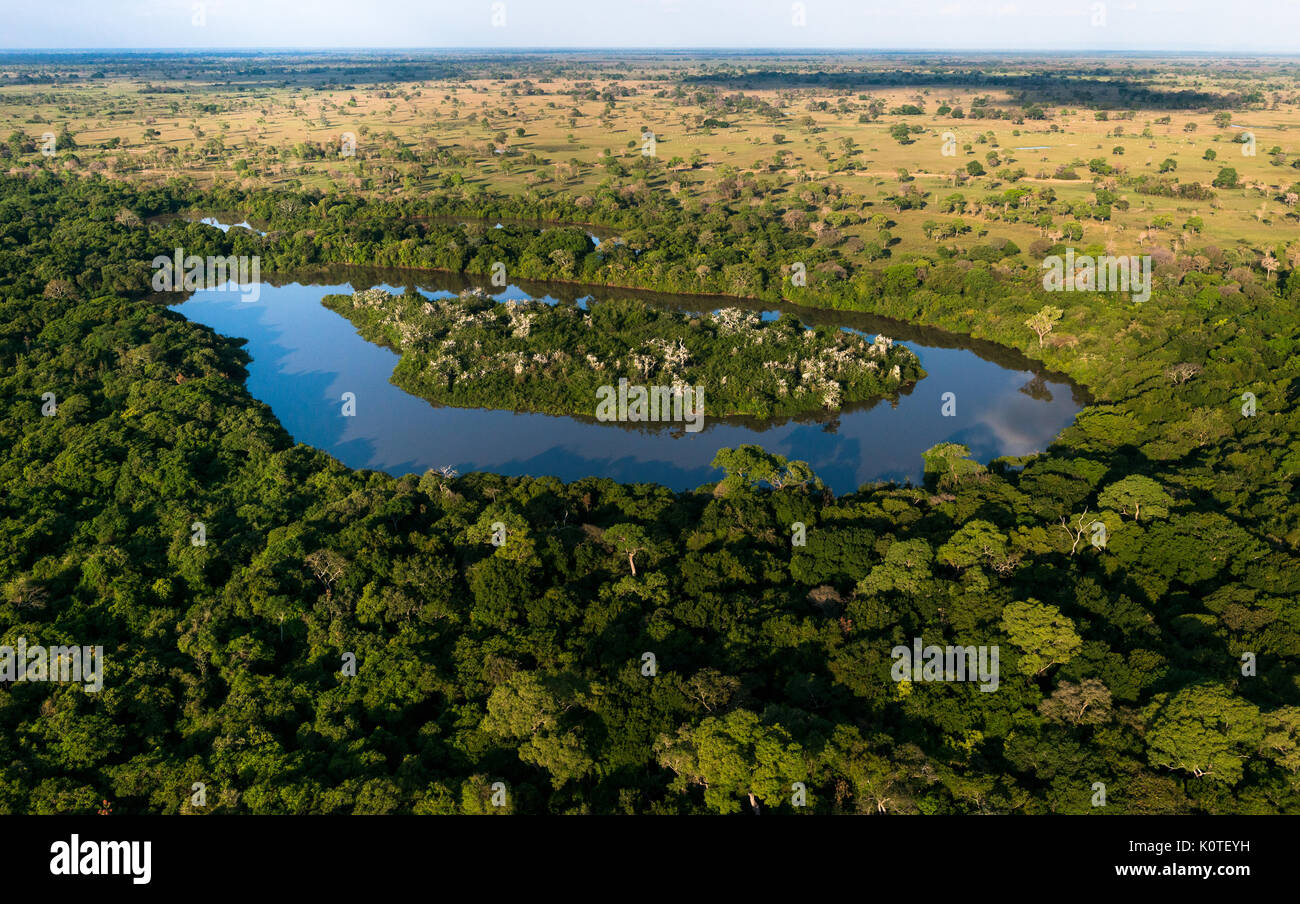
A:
322 287 923 418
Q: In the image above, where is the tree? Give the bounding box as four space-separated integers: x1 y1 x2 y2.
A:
1039 679 1113 725
937 520 1010 571
1146 685 1265 785
821 725 915 814
482 672 594 788
683 668 742 714
481 672 561 737
1000 600 1082 676
712 445 819 492
1059 508 1101 555
1098 475 1174 521
4 575 48 610
965 160 985 176
1164 362 1202 385
1262 252 1279 282
602 522 651 576
1025 305 1063 347
520 731 594 788
467 510 540 566
921 442 985 490
1212 166 1239 188
1260 707 1300 776
858 538 933 596
304 549 348 596
656 709 804 814
42 279 78 300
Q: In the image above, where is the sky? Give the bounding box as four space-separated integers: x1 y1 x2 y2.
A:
2 0 1300 52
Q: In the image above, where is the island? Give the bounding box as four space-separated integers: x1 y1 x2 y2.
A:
323 287 925 420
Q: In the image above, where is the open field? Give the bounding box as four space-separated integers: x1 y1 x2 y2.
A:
5 52 1300 260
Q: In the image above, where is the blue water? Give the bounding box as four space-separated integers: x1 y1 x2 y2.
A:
169 273 1084 494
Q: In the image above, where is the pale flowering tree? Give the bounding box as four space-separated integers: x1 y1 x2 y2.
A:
1261 252 1279 282
1025 306 1063 348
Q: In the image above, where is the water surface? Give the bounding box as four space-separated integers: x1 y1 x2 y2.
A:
169 267 1085 494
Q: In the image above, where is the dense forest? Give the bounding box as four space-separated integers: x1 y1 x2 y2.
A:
1 170 1298 814
322 287 922 418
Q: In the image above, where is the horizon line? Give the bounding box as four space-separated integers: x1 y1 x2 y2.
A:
2 46 1300 56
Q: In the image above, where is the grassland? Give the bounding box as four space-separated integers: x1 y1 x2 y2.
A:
4 51 1299 263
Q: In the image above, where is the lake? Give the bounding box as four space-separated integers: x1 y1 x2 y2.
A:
168 266 1086 495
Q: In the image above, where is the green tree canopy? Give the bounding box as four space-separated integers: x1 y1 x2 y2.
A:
1098 475 1174 522
656 709 804 814
1000 600 1083 676
1146 685 1265 785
